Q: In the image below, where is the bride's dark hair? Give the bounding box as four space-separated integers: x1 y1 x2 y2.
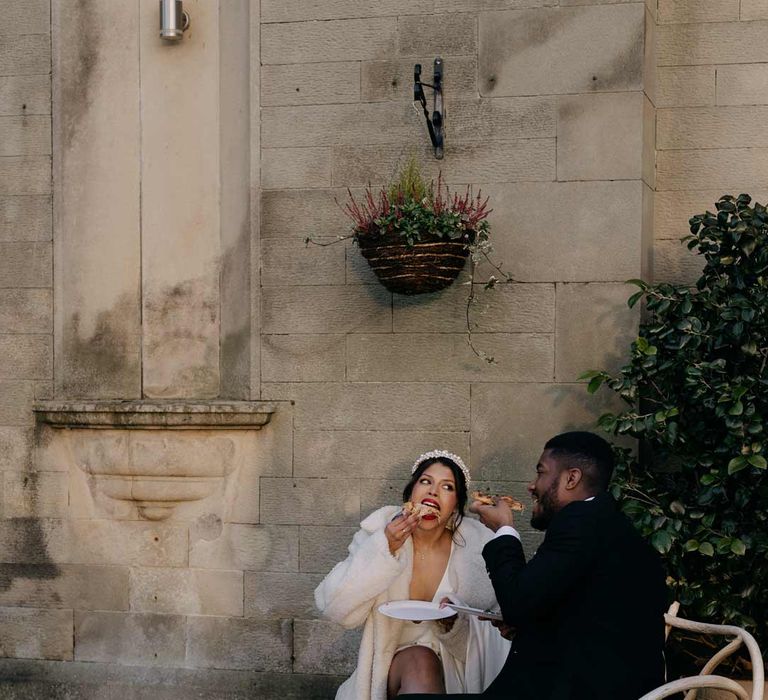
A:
402 456 468 536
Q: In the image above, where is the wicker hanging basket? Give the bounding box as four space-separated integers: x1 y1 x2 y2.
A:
356 229 473 295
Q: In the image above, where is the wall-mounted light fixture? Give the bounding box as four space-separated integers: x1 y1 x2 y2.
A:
160 0 190 42
414 58 444 159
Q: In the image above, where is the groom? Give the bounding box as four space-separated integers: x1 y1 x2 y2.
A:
405 431 668 700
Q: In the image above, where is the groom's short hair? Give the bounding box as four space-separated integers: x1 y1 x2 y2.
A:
544 431 615 492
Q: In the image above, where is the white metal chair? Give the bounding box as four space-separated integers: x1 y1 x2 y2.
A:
639 602 765 700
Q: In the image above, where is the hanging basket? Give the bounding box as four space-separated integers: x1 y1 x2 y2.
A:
356 228 473 295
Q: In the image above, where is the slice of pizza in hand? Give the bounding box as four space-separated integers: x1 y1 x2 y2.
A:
470 490 525 512
402 500 440 518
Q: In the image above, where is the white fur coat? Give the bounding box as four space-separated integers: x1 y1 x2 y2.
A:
314 506 505 700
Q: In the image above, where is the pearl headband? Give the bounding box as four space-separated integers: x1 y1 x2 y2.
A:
411 449 471 485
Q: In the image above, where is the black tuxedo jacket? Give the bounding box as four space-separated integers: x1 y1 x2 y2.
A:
481 494 667 700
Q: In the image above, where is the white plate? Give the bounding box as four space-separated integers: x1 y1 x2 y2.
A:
378 600 455 621
445 603 504 621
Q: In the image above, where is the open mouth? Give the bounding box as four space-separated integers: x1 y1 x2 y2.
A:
421 499 440 511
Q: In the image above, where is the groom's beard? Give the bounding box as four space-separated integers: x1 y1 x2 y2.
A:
530 479 560 531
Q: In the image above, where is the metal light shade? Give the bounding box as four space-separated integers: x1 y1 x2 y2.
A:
160 0 187 41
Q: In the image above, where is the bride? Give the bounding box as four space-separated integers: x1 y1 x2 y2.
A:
314 450 510 699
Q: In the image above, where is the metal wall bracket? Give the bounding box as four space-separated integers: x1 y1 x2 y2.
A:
414 58 444 159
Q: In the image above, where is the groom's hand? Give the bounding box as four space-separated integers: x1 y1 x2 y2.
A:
469 498 514 532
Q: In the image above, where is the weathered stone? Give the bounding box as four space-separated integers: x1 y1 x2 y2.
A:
0 335 51 380
656 148 768 191
129 568 243 617
439 0 555 8
260 478 361 526
359 479 407 514
0 381 35 426
0 116 50 157
261 239 345 287
75 611 185 667
346 333 554 382
742 0 768 19
471 382 623 480
658 21 768 66
398 14 476 56
642 96 655 190
555 283 639 382
0 242 50 288
293 619 361 676
262 285 391 335
0 35 50 75
293 430 470 478
362 56 477 102
394 283 555 334
0 0 50 34
450 97 556 141
263 382 470 431
0 76 50 117
262 148 332 190
658 0 739 23
3 471 67 518
0 289 51 332
262 62 360 107
0 427 32 471
656 66 715 108
262 18 397 64
189 524 299 572
479 180 643 282
263 0 432 21
0 158 49 196
0 564 129 611
299 526 359 574
557 92 643 181
658 106 768 150
0 607 72 661
262 334 346 383
186 617 292 672
717 64 768 106
244 572 323 619
0 195 51 241
262 189 349 240
479 4 643 96
652 239 706 285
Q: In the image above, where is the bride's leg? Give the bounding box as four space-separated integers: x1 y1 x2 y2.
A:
387 646 445 697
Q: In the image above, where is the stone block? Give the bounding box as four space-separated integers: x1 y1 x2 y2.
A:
658 0 739 23
717 64 768 106
0 116 50 157
245 572 323 619
479 4 643 96
299 525 359 574
0 35 50 75
398 13 476 57
0 242 51 288
0 76 50 117
0 335 51 380
332 139 556 186
0 380 35 426
262 334 346 383
262 285 391 335
0 518 63 564
0 195 51 242
262 148 332 190
262 63 360 107
449 97 556 142
262 0 433 22
362 56 477 102
642 95 655 190
557 92 643 181
658 21 768 66
0 158 50 196
479 180 643 282
294 619 361 676
359 479 407 514
658 106 768 150
439 0 556 8
0 563 129 611
75 611 185 667
394 283 555 334
346 333 554 382
294 430 470 479
260 478 361 526
0 607 72 661
656 148 768 192
652 239 706 285
470 382 622 481
3 471 67 518
555 283 639 382
262 18 396 64
261 238 345 287
186 617 292 672
0 290 52 332
189 523 299 572
262 188 349 240
0 0 50 34
263 382 470 431
742 0 768 19
129 568 243 617
0 427 32 471
656 66 715 108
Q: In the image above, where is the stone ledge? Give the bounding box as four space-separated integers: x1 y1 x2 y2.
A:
33 401 277 430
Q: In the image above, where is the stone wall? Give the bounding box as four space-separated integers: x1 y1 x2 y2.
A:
653 0 768 284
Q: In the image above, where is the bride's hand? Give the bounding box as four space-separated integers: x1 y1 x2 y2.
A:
385 512 420 555
436 596 457 631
